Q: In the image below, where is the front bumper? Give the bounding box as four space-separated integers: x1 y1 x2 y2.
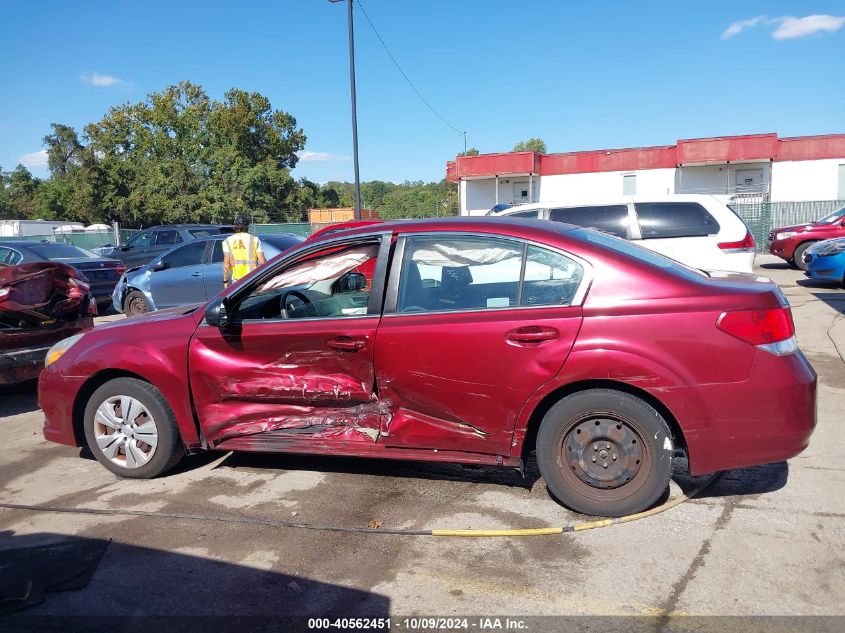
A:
0 345 52 384
803 253 845 282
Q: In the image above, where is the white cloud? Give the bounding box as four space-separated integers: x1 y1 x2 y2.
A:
80 72 123 87
722 14 845 40
722 15 766 39
296 151 351 162
18 149 48 168
771 14 845 40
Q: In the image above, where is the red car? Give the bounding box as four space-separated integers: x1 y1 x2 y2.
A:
1 262 96 384
768 205 845 269
39 219 816 516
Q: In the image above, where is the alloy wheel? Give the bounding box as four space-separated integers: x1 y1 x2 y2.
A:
93 395 158 468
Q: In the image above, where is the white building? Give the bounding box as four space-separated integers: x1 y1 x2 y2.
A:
446 133 845 216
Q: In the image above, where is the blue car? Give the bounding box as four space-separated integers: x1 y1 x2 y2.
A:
112 233 303 316
803 237 845 286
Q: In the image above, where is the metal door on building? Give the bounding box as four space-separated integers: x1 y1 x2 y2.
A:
735 168 764 192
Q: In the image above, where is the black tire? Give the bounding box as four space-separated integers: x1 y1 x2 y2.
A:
124 290 151 317
536 389 673 517
83 377 185 478
793 242 815 271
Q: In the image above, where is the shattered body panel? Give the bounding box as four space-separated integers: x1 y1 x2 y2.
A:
0 262 94 384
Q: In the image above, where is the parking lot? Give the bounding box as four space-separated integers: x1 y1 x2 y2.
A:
1 254 843 618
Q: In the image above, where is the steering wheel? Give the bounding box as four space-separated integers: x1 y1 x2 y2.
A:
280 290 315 319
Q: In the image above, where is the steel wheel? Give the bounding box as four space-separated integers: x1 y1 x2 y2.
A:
93 395 158 468
124 291 150 317
536 389 673 516
560 413 651 498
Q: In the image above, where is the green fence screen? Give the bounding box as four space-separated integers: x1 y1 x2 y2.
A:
731 199 845 253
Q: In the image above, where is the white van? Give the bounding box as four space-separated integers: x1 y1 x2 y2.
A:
490 195 755 273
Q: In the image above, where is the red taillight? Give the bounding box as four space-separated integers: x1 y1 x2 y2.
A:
716 307 794 345
718 230 756 253
115 265 126 276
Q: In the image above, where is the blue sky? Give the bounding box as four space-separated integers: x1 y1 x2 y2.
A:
1 1 843 184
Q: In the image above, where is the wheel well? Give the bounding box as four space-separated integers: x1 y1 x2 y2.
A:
71 369 149 445
520 379 687 460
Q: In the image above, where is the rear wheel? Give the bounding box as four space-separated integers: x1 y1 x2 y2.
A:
124 291 151 317
83 377 184 478
793 242 815 271
536 389 674 517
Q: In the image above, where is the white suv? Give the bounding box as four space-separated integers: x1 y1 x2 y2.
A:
491 194 755 273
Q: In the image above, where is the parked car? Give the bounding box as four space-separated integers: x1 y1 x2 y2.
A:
0 240 125 306
100 224 235 269
491 195 756 273
39 218 815 517
768 206 845 270
1 262 95 384
112 233 303 316
801 237 845 286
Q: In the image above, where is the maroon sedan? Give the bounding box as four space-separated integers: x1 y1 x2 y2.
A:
39 219 816 516
768 205 845 269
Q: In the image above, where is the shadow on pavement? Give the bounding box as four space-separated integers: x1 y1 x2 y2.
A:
0 380 39 417
759 261 792 270
219 450 541 491
676 461 789 501
811 292 845 314
0 530 390 621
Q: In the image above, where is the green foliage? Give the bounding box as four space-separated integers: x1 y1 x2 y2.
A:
1 81 458 226
512 138 547 154
458 147 480 156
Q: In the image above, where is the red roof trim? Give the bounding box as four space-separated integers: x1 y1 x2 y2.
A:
448 133 845 180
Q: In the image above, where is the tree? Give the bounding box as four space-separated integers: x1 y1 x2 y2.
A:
458 147 480 157
43 124 84 176
7 165 41 218
512 138 547 154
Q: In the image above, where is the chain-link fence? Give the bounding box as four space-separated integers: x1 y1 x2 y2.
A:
731 199 845 252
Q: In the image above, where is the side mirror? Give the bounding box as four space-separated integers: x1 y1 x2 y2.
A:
149 261 170 272
120 244 131 251
204 297 230 328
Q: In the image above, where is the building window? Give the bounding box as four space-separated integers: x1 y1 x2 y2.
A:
838 164 845 200
622 174 636 196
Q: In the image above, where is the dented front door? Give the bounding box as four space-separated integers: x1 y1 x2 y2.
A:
189 317 383 445
187 234 390 447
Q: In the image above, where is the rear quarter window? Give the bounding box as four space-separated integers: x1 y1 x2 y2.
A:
635 202 720 239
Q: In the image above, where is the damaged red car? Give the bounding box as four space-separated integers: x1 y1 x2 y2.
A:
1 262 96 385
39 219 816 516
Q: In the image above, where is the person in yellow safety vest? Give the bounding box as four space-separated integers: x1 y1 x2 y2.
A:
222 214 266 288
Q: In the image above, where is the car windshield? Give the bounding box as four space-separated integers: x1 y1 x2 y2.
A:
816 206 845 224
28 244 98 259
572 228 708 279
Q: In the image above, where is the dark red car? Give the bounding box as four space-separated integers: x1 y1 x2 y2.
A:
39 219 816 516
768 205 845 269
1 262 96 384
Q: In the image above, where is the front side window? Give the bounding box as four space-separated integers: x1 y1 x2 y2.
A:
235 242 379 321
549 205 631 238
635 202 720 239
396 236 584 314
161 240 207 269
126 231 153 248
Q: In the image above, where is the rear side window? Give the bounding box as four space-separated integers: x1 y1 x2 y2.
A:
161 240 207 268
396 236 584 313
549 205 630 238
155 230 183 246
0 247 22 265
635 202 720 239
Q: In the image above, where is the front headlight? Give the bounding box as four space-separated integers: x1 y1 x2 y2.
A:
816 241 845 257
44 333 85 368
775 231 798 240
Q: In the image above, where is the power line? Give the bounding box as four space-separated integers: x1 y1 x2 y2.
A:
355 0 465 139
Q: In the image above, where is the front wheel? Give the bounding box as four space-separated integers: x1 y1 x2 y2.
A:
536 389 674 517
124 290 151 317
793 242 815 271
83 377 185 478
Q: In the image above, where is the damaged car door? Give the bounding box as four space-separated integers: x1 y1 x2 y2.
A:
375 233 587 456
188 233 390 448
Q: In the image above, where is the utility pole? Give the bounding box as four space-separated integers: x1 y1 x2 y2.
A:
330 0 362 220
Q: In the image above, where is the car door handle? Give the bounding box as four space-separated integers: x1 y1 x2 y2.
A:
326 336 366 351
191 271 202 277
506 326 559 344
